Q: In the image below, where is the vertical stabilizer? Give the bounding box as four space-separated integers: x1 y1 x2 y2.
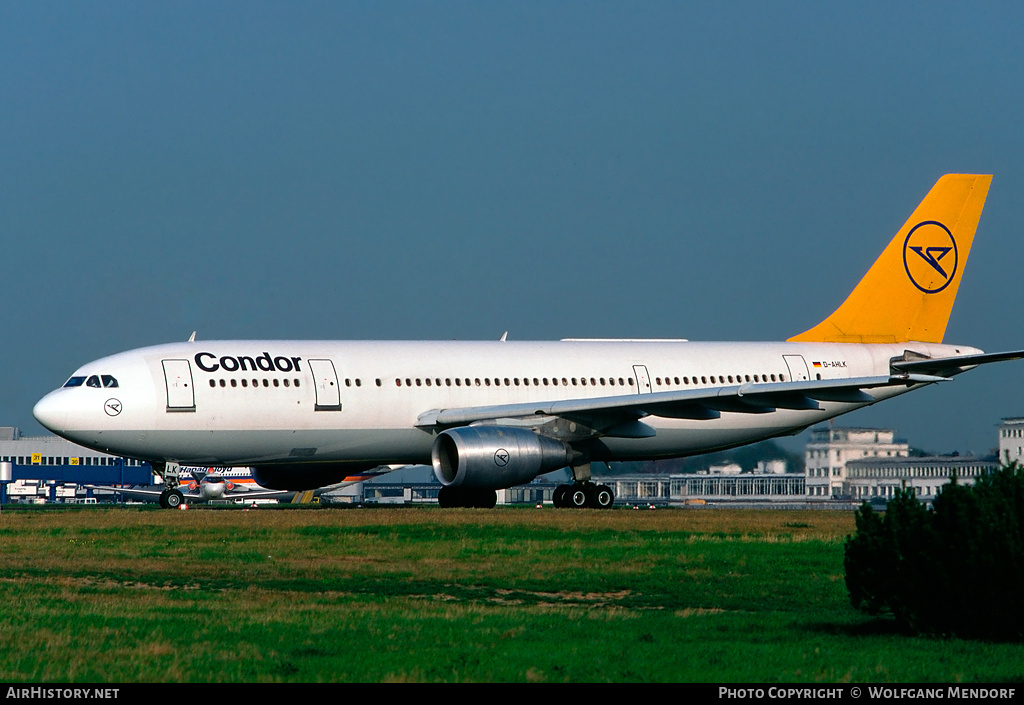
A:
788 174 991 344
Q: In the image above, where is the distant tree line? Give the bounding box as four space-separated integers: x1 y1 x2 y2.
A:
844 462 1024 640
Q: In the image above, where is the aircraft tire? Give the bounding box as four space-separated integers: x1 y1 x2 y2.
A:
437 487 497 509
594 484 614 509
437 486 456 508
553 485 569 508
162 489 184 509
568 486 589 509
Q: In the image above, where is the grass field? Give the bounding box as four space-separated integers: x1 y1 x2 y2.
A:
0 505 1020 683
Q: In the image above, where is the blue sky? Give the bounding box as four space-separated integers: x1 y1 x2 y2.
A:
2 1 1022 455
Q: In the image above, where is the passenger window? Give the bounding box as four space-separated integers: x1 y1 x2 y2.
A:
86 376 101 388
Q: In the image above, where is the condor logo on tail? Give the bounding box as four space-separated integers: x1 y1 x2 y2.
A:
903 220 958 293
789 174 990 344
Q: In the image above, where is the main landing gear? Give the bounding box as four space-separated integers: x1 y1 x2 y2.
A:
437 486 498 509
552 482 615 509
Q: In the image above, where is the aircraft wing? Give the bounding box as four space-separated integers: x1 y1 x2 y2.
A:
84 485 203 501
416 373 947 430
221 488 294 500
890 349 1024 377
85 484 291 503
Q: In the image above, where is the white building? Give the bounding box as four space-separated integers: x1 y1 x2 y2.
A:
804 427 909 498
844 455 996 502
999 417 1024 466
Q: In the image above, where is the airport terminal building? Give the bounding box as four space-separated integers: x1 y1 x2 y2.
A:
0 427 151 502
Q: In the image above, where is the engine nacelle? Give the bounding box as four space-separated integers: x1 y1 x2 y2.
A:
431 426 573 489
251 462 379 491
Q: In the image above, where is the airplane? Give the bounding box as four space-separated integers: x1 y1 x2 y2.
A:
33 174 1024 509
90 465 396 508
87 466 292 508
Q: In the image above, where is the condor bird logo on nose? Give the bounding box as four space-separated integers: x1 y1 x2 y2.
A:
903 221 958 294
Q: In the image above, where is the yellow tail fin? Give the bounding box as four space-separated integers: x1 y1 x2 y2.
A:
789 174 992 344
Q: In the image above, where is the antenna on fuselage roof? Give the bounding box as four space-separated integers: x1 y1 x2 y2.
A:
499 331 508 342
188 331 196 343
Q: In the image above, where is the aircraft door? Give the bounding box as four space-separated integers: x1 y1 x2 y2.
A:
162 360 196 412
308 359 342 411
633 365 653 394
783 355 810 382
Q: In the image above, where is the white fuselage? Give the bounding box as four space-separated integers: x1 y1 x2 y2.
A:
32 338 978 467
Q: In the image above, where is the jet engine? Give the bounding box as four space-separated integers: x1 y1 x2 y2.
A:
431 426 573 490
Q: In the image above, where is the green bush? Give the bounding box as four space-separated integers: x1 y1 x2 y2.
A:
844 463 1024 640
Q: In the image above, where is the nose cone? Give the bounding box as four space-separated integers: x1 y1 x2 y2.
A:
33 390 68 433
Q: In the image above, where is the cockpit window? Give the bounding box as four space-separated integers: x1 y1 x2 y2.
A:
101 375 119 388
86 375 101 388
63 376 86 388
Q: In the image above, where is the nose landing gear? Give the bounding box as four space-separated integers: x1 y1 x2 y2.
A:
159 488 184 509
153 461 186 509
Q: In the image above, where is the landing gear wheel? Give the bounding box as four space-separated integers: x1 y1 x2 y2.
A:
553 485 570 508
594 484 614 509
569 486 589 508
159 489 184 509
437 486 456 508
437 487 497 508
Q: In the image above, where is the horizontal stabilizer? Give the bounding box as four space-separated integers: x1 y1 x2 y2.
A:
891 349 1024 377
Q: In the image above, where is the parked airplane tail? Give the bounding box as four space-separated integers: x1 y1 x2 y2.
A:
789 173 992 344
